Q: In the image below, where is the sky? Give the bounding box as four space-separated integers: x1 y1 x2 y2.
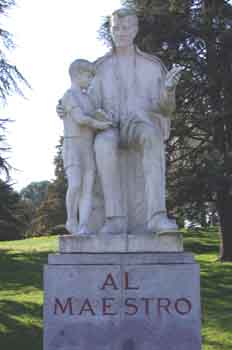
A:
1 0 121 191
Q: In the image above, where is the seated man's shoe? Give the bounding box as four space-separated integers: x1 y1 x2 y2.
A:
100 217 126 235
148 213 178 234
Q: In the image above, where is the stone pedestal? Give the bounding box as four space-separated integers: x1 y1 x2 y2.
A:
59 233 183 253
44 237 201 350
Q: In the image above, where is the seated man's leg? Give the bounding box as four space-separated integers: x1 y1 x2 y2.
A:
65 164 82 235
135 123 177 233
94 128 126 234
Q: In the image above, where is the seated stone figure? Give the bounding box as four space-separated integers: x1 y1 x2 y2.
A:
87 8 182 235
59 59 112 235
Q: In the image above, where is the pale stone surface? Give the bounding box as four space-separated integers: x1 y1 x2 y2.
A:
44 252 201 350
59 59 114 236
59 232 183 253
48 252 195 265
57 8 183 236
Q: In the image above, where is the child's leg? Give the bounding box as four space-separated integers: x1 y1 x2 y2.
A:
65 165 82 235
79 169 95 228
78 151 96 233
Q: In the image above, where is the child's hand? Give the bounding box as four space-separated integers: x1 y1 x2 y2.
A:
56 100 66 119
92 120 113 130
95 109 113 123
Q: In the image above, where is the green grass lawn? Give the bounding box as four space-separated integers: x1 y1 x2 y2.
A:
0 229 231 349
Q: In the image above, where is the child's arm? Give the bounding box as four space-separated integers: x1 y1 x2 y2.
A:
95 109 118 128
70 106 113 130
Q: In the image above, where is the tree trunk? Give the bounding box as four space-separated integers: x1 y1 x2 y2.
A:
216 190 232 261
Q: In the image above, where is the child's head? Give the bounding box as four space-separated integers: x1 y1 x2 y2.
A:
69 59 95 89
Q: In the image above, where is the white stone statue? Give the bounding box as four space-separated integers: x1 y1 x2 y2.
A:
59 59 113 235
57 8 182 236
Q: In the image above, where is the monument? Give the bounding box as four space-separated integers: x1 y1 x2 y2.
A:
44 8 201 350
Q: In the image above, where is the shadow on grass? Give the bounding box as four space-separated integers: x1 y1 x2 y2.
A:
0 250 49 292
0 300 42 350
201 262 232 350
183 228 232 348
0 250 49 350
201 260 232 329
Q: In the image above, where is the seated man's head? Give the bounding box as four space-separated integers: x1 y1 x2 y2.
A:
110 8 138 49
69 59 95 89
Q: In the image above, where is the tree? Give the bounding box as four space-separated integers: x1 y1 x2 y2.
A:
0 0 28 176
20 181 50 208
29 139 67 236
0 0 29 239
0 180 29 240
103 0 232 260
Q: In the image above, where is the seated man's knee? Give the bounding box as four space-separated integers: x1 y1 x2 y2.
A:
139 127 160 149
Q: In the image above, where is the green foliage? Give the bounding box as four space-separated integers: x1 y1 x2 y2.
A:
0 180 29 240
20 181 50 208
28 139 67 236
20 181 56 238
29 182 66 236
0 0 30 241
18 142 67 238
0 229 231 349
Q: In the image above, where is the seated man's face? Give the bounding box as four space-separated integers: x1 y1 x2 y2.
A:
110 15 138 49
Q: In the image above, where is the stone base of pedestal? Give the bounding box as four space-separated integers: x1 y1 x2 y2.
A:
59 232 183 253
43 252 201 350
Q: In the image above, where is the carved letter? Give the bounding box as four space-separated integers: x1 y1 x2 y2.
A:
79 298 96 316
124 272 140 290
125 298 138 316
141 298 153 316
157 298 171 315
100 273 119 290
102 298 118 316
54 297 74 315
175 298 192 315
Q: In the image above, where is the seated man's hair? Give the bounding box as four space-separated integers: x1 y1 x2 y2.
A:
111 8 138 25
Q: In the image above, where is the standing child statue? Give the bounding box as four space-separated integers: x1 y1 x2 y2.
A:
59 59 113 235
